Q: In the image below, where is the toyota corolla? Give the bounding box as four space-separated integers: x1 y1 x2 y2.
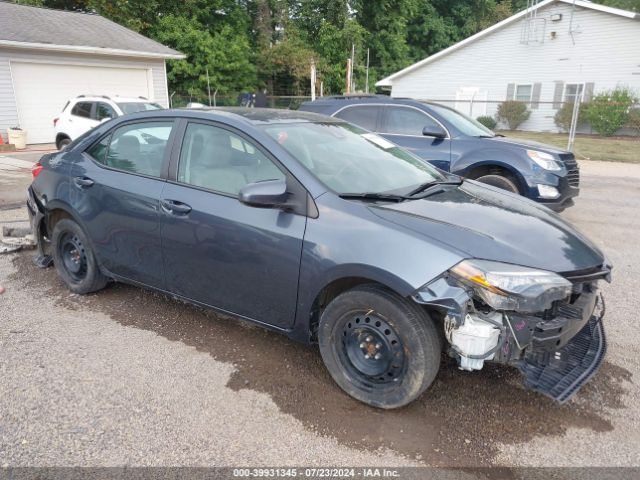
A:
28 108 610 408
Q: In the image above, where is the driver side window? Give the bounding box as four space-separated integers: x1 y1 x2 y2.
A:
177 123 285 196
384 107 441 136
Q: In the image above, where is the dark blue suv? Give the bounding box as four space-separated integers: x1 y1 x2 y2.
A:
300 96 579 211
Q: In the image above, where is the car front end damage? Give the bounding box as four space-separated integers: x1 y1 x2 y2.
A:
413 260 611 403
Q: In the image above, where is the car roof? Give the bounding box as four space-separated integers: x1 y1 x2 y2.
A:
177 107 341 125
71 95 156 103
301 95 440 110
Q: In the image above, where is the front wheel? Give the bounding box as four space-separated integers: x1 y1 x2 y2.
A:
318 284 441 409
51 219 108 294
474 174 520 194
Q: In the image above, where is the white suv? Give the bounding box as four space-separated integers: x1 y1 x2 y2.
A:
53 95 163 149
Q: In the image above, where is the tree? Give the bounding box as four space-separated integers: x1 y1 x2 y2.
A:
152 15 256 96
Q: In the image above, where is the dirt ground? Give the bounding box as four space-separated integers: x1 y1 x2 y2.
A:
0 159 638 470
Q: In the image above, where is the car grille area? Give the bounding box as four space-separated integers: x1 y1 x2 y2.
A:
560 153 580 188
518 301 606 404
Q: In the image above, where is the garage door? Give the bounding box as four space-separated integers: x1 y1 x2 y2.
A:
11 62 151 144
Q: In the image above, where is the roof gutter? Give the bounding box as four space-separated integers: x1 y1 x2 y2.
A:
0 39 185 60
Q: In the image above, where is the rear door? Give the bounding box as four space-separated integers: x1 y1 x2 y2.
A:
68 102 99 139
159 120 307 328
333 105 382 132
380 106 452 171
69 119 177 288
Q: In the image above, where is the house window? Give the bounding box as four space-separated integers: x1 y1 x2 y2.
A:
564 83 585 103
514 84 533 103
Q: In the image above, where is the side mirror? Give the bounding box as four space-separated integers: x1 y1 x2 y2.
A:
100 116 113 123
422 125 447 139
239 179 288 208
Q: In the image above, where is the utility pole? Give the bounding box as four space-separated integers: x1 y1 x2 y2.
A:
365 48 370 94
310 60 316 102
345 58 352 94
350 43 355 93
206 67 212 107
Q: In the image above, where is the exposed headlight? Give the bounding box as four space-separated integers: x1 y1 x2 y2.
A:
527 150 563 171
449 259 572 312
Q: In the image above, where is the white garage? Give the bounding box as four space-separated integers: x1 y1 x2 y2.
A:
0 2 184 145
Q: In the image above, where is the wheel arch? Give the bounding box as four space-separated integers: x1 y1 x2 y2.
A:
463 160 527 194
303 267 418 344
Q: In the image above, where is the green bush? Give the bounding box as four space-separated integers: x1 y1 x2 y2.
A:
585 87 638 136
626 108 640 136
476 115 497 130
554 102 589 133
496 101 531 130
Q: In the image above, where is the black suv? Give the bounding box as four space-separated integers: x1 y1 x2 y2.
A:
300 96 579 211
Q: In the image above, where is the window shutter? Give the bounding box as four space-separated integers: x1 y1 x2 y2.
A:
583 82 595 103
531 83 542 109
553 81 564 109
506 83 515 101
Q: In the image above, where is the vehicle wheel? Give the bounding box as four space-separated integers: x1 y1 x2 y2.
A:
51 219 108 294
318 284 441 409
474 174 520 194
57 137 71 150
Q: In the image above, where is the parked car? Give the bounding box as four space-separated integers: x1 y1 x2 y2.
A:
299 95 579 211
29 108 610 409
53 95 163 150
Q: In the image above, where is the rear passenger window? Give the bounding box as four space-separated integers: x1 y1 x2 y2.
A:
89 121 173 177
334 106 380 131
177 123 285 196
71 102 93 119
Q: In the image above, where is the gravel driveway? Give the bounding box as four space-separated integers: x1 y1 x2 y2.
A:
0 160 638 469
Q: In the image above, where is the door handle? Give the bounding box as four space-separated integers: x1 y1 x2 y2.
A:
160 199 192 215
73 176 94 188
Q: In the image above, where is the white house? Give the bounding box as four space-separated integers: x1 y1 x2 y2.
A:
376 0 640 132
0 2 184 144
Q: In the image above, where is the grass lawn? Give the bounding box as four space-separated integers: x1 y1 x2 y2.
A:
496 130 640 164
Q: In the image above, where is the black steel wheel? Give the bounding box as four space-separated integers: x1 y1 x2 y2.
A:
52 218 108 294
58 232 88 282
319 284 441 409
340 313 406 385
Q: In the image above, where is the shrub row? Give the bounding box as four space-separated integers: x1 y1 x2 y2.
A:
475 87 639 136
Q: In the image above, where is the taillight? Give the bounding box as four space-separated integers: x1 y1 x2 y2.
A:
31 162 43 178
53 117 59 127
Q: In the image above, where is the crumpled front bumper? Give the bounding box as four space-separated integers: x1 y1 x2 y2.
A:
414 274 608 403
518 299 606 403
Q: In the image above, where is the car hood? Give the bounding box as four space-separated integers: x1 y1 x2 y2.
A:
369 181 604 274
487 136 569 155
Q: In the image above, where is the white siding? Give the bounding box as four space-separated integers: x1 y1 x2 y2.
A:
0 48 169 143
388 3 640 132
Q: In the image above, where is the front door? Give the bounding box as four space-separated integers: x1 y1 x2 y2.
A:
69 119 176 288
160 121 307 329
380 106 452 171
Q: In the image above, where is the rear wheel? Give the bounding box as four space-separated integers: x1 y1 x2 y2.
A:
474 173 520 194
57 137 71 150
318 284 441 409
51 219 107 294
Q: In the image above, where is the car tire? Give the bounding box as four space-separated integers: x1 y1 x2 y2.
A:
318 284 441 409
474 174 520 194
51 219 108 295
57 137 71 150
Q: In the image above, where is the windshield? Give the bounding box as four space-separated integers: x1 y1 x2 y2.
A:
116 102 164 115
427 103 495 137
263 122 445 195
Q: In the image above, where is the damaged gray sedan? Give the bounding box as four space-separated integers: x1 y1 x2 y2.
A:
28 108 610 409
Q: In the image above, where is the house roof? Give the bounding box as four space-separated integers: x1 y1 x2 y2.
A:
376 0 639 87
0 2 184 59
